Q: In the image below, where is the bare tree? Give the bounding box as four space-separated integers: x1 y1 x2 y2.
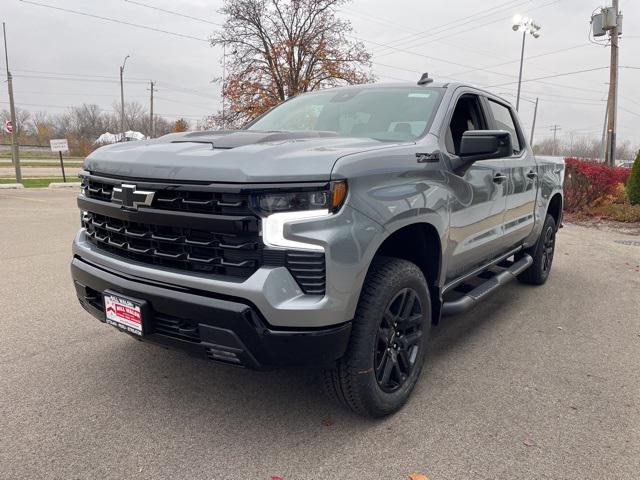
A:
210 0 373 127
69 104 109 140
110 101 150 134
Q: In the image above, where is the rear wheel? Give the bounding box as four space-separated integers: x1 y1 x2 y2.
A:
518 213 557 285
322 257 431 417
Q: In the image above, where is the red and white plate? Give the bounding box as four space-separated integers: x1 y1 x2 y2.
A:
104 293 143 336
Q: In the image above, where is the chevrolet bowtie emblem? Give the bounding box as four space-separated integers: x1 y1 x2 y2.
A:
111 184 155 210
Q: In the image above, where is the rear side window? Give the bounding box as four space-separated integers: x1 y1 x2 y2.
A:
487 100 522 154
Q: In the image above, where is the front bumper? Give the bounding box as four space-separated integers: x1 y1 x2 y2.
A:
71 256 351 369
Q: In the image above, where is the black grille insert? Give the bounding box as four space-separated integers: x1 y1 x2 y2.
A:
83 212 261 278
82 177 252 215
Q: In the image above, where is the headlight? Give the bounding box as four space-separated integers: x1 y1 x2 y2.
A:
257 181 348 251
253 181 348 214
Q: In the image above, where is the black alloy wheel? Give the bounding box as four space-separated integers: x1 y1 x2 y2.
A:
541 223 556 274
374 288 424 393
517 213 557 285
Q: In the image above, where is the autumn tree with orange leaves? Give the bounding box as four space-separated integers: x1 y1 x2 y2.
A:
210 0 373 128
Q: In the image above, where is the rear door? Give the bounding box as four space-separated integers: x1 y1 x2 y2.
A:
485 98 538 248
441 90 509 282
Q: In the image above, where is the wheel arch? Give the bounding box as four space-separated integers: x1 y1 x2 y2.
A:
366 222 444 324
547 192 563 229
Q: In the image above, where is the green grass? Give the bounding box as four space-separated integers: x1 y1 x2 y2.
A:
4 161 85 167
0 177 71 188
0 150 84 161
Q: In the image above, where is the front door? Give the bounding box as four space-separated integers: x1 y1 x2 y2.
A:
442 92 508 282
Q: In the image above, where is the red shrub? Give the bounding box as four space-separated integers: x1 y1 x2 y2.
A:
563 157 631 213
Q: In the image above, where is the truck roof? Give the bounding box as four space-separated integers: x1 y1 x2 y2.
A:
306 81 513 107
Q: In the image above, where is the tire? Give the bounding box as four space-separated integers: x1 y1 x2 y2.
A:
322 256 431 417
517 213 557 285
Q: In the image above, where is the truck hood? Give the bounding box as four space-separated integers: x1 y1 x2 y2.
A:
84 130 403 183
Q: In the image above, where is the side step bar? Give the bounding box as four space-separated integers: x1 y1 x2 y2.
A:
441 254 533 316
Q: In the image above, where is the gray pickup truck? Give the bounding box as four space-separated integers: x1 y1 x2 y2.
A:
71 77 564 417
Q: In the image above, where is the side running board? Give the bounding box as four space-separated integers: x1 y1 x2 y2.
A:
441 254 533 316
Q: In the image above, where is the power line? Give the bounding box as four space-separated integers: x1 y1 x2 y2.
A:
497 90 605 106
19 0 210 42
13 68 150 82
124 0 223 26
483 67 609 88
442 43 591 78
373 0 561 58
350 2 566 85
14 90 148 98
12 73 148 85
0 100 210 119
11 74 220 102
154 95 212 109
619 107 640 118
370 0 529 55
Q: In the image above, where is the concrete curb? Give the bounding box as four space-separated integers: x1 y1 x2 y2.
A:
0 183 24 189
48 182 81 189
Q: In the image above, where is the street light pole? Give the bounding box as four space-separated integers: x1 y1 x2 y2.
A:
119 55 130 140
516 31 526 112
529 97 539 147
512 15 541 112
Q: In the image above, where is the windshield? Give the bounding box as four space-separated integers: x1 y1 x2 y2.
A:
247 87 443 142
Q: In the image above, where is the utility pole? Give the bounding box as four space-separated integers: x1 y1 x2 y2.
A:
600 101 608 162
2 23 21 183
529 97 539 147
148 80 155 138
550 125 561 157
119 55 130 140
605 0 620 166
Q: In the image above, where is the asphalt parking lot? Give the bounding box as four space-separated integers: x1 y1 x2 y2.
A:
1 188 639 480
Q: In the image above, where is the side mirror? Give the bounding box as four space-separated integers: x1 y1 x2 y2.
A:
459 130 512 162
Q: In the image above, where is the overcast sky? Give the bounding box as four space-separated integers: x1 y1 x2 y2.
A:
2 0 639 146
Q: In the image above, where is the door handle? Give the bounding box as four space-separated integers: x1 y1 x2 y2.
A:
493 173 507 183
526 170 538 179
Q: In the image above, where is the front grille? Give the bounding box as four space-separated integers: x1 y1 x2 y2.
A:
83 178 252 215
79 175 326 293
83 212 261 278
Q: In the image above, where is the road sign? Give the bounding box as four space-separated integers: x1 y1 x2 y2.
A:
50 138 69 182
3 120 13 134
49 138 69 152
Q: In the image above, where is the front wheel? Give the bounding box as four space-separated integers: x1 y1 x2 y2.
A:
518 213 557 285
322 257 431 417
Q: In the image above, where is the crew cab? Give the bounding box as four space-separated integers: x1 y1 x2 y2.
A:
71 77 564 417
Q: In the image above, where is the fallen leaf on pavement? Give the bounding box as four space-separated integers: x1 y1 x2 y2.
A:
409 473 430 480
321 416 334 426
523 434 536 447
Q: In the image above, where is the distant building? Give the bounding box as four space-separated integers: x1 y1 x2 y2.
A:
95 131 146 144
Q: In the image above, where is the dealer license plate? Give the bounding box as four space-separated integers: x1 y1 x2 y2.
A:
104 293 143 336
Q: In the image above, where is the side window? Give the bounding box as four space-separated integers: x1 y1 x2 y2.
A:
445 94 486 155
487 100 522 154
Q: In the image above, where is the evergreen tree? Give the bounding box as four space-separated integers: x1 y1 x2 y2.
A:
626 150 640 205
